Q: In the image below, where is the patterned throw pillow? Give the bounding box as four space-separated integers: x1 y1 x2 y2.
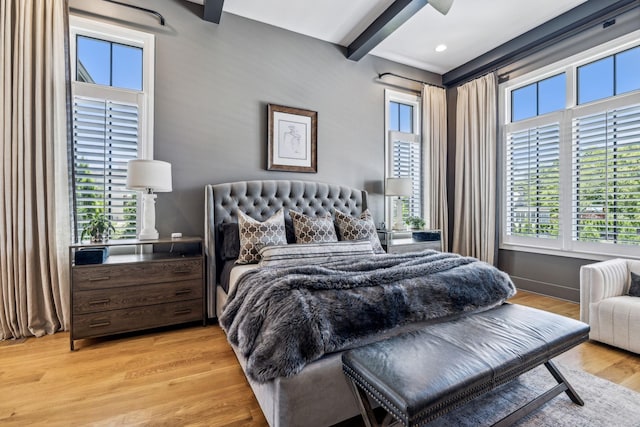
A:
628 271 640 297
258 241 374 267
237 209 287 264
334 209 385 254
289 210 338 243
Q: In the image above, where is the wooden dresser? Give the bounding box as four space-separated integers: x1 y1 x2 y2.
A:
69 237 205 350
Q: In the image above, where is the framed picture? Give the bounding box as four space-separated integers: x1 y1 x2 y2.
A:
268 104 317 173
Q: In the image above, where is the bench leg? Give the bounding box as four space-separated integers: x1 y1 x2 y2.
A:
545 360 584 405
348 379 379 427
348 379 401 427
492 360 584 427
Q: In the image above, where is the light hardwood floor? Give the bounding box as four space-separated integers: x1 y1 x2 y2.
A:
1 290 639 426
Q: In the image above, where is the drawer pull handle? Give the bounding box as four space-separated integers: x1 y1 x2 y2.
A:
89 321 111 328
173 269 192 274
89 299 110 306
89 276 110 282
175 289 192 296
174 308 192 316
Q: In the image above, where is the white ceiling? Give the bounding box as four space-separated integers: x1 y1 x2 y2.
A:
220 0 588 75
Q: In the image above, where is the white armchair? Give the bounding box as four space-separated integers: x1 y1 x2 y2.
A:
580 258 640 354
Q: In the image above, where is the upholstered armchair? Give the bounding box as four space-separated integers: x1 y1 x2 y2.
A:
580 258 640 354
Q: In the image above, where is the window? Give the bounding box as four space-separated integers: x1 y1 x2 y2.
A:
501 32 640 258
76 35 143 90
70 16 154 241
511 74 566 121
385 90 422 226
389 101 414 133
577 46 640 104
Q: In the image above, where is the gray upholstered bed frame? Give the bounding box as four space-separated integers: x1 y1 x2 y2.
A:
204 180 369 426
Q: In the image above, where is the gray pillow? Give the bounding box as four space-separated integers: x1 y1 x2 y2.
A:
628 271 640 297
219 222 240 260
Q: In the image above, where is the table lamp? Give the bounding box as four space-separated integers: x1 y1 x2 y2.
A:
126 159 172 240
385 177 412 230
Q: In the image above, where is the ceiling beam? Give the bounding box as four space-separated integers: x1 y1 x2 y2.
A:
204 0 224 24
347 0 429 62
442 0 640 86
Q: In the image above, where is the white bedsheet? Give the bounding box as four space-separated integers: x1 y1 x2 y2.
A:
217 263 258 317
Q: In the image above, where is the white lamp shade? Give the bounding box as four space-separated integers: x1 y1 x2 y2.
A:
385 178 413 197
126 159 172 192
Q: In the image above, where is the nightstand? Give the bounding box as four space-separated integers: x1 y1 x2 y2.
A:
377 230 442 253
69 237 205 350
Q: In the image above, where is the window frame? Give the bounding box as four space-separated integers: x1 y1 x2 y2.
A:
499 29 640 261
70 16 154 158
384 89 422 228
69 16 155 241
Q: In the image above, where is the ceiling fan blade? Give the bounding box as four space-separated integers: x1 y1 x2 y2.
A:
429 0 454 15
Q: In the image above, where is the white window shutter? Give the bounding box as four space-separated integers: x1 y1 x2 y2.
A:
73 96 139 239
572 104 640 245
505 123 561 239
390 131 422 221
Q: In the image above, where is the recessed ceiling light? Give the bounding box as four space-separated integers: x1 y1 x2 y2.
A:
435 44 447 52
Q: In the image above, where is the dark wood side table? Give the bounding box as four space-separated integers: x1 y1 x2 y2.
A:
69 237 205 351
377 230 442 253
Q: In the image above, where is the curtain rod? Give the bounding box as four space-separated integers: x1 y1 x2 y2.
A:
378 72 445 89
103 0 166 26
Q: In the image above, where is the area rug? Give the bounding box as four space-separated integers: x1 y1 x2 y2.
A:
428 363 640 426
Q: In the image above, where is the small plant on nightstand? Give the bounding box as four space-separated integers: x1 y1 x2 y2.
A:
81 210 115 242
405 216 425 230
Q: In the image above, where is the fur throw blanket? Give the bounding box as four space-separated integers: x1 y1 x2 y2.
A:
220 250 516 383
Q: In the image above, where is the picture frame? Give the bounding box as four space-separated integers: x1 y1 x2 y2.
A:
268 104 317 173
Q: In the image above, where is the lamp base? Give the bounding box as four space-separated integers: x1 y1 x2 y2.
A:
137 192 159 241
392 197 405 230
138 230 159 240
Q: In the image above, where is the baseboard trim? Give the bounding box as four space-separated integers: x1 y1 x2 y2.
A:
511 276 580 303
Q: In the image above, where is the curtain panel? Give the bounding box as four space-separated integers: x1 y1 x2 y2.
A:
422 84 449 251
452 73 498 264
0 0 71 339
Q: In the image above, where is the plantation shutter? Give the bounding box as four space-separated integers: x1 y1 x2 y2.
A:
572 104 640 245
390 131 422 220
505 123 560 239
73 96 139 239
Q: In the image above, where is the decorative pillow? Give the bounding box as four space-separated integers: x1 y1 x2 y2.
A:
628 272 640 297
219 222 240 260
259 241 374 267
335 209 385 254
289 210 338 243
237 209 287 264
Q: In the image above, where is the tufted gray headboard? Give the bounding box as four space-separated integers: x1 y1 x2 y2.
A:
204 180 368 318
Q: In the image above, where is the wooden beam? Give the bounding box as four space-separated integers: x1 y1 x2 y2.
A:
204 0 224 24
347 0 429 61
442 0 640 86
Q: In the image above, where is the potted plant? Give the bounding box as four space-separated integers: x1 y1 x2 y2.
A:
405 216 425 230
81 210 115 242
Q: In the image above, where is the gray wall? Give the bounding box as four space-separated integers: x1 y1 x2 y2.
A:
69 1 638 303
69 0 441 237
446 7 640 302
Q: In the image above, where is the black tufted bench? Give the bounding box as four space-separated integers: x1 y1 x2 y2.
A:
342 303 590 427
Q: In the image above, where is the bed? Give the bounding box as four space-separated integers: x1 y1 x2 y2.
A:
204 180 514 426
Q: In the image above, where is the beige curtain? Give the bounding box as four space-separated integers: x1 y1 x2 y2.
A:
452 73 497 264
0 0 71 339
422 84 448 251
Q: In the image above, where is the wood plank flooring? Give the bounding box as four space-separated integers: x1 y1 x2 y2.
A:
1 290 639 426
